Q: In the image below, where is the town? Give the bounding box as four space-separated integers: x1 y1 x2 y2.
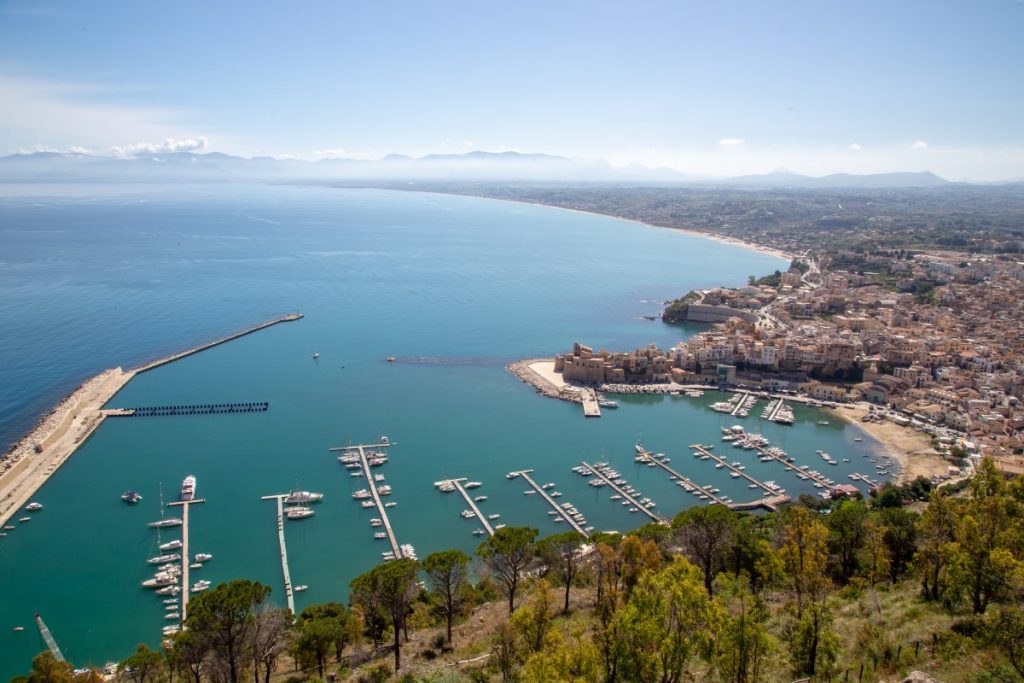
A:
552 246 1024 479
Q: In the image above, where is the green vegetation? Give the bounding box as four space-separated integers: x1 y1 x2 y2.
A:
12 458 1024 682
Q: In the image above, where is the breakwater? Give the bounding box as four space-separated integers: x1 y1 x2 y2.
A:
0 314 301 527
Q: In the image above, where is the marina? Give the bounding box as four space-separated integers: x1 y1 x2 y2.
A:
509 470 589 536
165 487 205 623
259 494 297 615
636 445 732 506
577 460 665 523
332 439 408 560
436 478 495 536
689 444 791 511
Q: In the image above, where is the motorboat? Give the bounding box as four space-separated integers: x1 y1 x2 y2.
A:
180 475 196 502
361 500 374 508
121 491 143 504
159 539 182 552
294 585 308 592
25 502 43 511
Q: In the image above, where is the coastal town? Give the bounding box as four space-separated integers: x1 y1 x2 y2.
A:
516 246 1024 484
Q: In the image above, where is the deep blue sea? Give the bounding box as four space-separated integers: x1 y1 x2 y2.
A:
0 184 882 676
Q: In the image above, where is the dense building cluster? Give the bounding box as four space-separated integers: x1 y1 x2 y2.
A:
556 250 1024 472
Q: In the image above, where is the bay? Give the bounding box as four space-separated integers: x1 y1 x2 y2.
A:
0 184 880 676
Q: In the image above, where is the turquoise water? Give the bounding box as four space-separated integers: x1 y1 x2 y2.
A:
0 185 881 676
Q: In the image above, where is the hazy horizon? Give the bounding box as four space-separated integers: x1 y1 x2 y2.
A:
1 1 1022 181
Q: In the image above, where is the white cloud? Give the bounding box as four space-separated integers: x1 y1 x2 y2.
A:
108 137 208 157
718 137 745 146
912 140 929 149
849 143 862 151
0 72 208 156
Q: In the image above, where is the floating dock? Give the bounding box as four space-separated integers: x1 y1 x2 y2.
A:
729 391 751 416
441 478 494 536
260 494 296 615
690 444 791 510
135 313 303 373
579 461 665 522
167 496 206 622
637 449 731 506
580 389 602 417
108 402 269 418
331 440 404 558
747 442 836 491
766 398 787 421
510 470 589 536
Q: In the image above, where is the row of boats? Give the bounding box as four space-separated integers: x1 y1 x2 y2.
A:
343 443 417 561
434 480 506 537
574 460 656 517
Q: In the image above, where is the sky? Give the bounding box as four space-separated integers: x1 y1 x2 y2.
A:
0 0 1022 180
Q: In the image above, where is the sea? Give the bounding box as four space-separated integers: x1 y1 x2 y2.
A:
0 184 889 676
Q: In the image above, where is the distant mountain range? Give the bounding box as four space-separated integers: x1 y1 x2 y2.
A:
0 149 994 188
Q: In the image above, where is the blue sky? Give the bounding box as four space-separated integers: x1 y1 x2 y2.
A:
1 0 1022 179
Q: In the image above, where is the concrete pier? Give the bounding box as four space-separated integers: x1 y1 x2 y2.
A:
261 494 296 615
511 470 589 536
579 461 665 523
580 389 602 417
135 313 303 374
443 478 494 535
167 497 206 622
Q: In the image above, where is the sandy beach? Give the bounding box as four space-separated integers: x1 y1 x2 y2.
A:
416 190 797 262
0 367 135 526
828 403 949 485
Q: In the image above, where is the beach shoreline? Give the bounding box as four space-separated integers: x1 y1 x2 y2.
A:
417 190 797 262
827 403 949 485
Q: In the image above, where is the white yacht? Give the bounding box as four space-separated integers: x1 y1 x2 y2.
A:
148 518 183 529
159 539 183 552
284 490 324 504
285 506 314 520
180 475 196 502
194 553 213 562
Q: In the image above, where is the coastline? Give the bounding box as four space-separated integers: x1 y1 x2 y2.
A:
0 313 303 527
827 403 949 485
0 367 135 526
347 186 797 263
